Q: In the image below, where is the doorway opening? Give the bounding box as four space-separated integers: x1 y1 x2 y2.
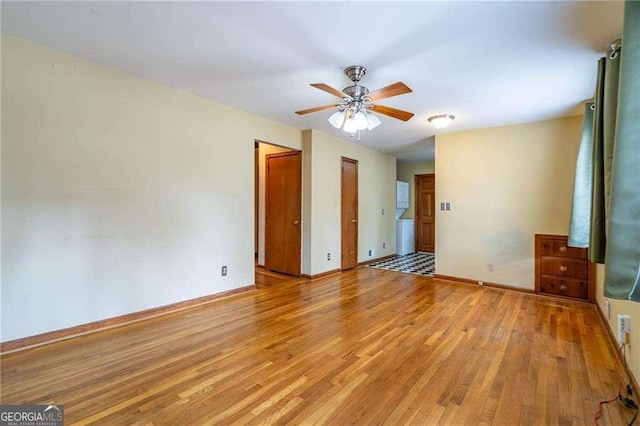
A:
366 172 435 276
255 141 302 277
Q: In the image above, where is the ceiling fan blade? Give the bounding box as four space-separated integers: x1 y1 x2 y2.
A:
370 104 414 121
310 83 351 99
295 104 337 115
365 82 412 102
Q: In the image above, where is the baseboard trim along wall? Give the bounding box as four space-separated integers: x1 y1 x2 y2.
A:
358 254 396 267
0 285 256 354
300 254 396 280
301 269 342 280
594 301 640 399
433 274 536 294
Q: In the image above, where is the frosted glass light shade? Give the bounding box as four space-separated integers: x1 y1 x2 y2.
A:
352 110 368 130
366 113 381 130
329 106 383 133
342 116 357 133
328 110 345 128
428 114 455 128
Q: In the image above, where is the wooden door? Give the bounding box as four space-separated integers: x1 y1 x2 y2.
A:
265 151 301 276
415 174 435 253
341 157 358 270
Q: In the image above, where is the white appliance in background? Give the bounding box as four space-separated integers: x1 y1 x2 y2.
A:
396 219 415 256
396 181 409 212
396 181 409 220
395 181 415 255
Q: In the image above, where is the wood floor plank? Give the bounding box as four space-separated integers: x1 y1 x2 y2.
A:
0 267 635 424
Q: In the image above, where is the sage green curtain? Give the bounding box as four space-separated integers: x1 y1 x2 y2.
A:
567 102 593 248
588 59 606 261
568 0 640 300
606 0 640 301
589 52 620 263
569 55 619 259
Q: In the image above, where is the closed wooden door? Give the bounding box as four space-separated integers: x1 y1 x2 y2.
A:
341 157 358 270
265 151 301 276
415 174 435 253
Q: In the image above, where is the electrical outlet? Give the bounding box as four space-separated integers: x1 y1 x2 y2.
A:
383 242 386 249
368 249 373 258
382 208 385 215
618 314 631 344
221 266 227 276
487 263 494 272
445 202 452 211
327 253 331 261
440 202 445 211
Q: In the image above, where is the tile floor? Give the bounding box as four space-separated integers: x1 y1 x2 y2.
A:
367 252 435 276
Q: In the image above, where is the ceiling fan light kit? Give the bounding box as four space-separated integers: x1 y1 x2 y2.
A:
366 113 381 130
428 114 455 129
296 65 414 135
328 110 346 128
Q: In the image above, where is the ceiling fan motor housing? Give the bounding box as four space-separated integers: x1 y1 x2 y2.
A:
343 85 369 101
345 65 366 83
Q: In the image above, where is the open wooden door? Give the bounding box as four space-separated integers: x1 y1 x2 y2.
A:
341 157 358 270
415 174 435 253
265 151 301 276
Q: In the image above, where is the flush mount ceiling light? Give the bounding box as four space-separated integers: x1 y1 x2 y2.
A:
295 66 414 135
428 114 456 129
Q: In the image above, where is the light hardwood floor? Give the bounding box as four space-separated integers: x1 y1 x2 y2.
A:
0 267 634 424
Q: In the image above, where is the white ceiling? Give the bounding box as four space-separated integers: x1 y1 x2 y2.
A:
1 1 624 161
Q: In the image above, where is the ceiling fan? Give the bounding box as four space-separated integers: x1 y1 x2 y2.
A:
295 65 414 134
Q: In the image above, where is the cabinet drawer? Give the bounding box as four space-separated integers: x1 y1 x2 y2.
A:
540 257 588 279
540 239 587 259
540 277 588 299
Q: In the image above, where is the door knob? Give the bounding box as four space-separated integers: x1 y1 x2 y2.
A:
559 265 568 272
352 219 357 223
293 220 299 225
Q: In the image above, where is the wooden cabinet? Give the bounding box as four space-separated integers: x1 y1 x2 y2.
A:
535 234 594 301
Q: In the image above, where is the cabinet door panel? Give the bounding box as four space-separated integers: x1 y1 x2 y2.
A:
540 239 587 259
540 258 588 279
540 277 588 299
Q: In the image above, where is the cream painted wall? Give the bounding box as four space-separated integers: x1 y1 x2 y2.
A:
396 160 435 219
1 35 302 342
596 265 640 390
305 130 396 275
435 116 582 289
256 143 296 267
301 131 313 276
